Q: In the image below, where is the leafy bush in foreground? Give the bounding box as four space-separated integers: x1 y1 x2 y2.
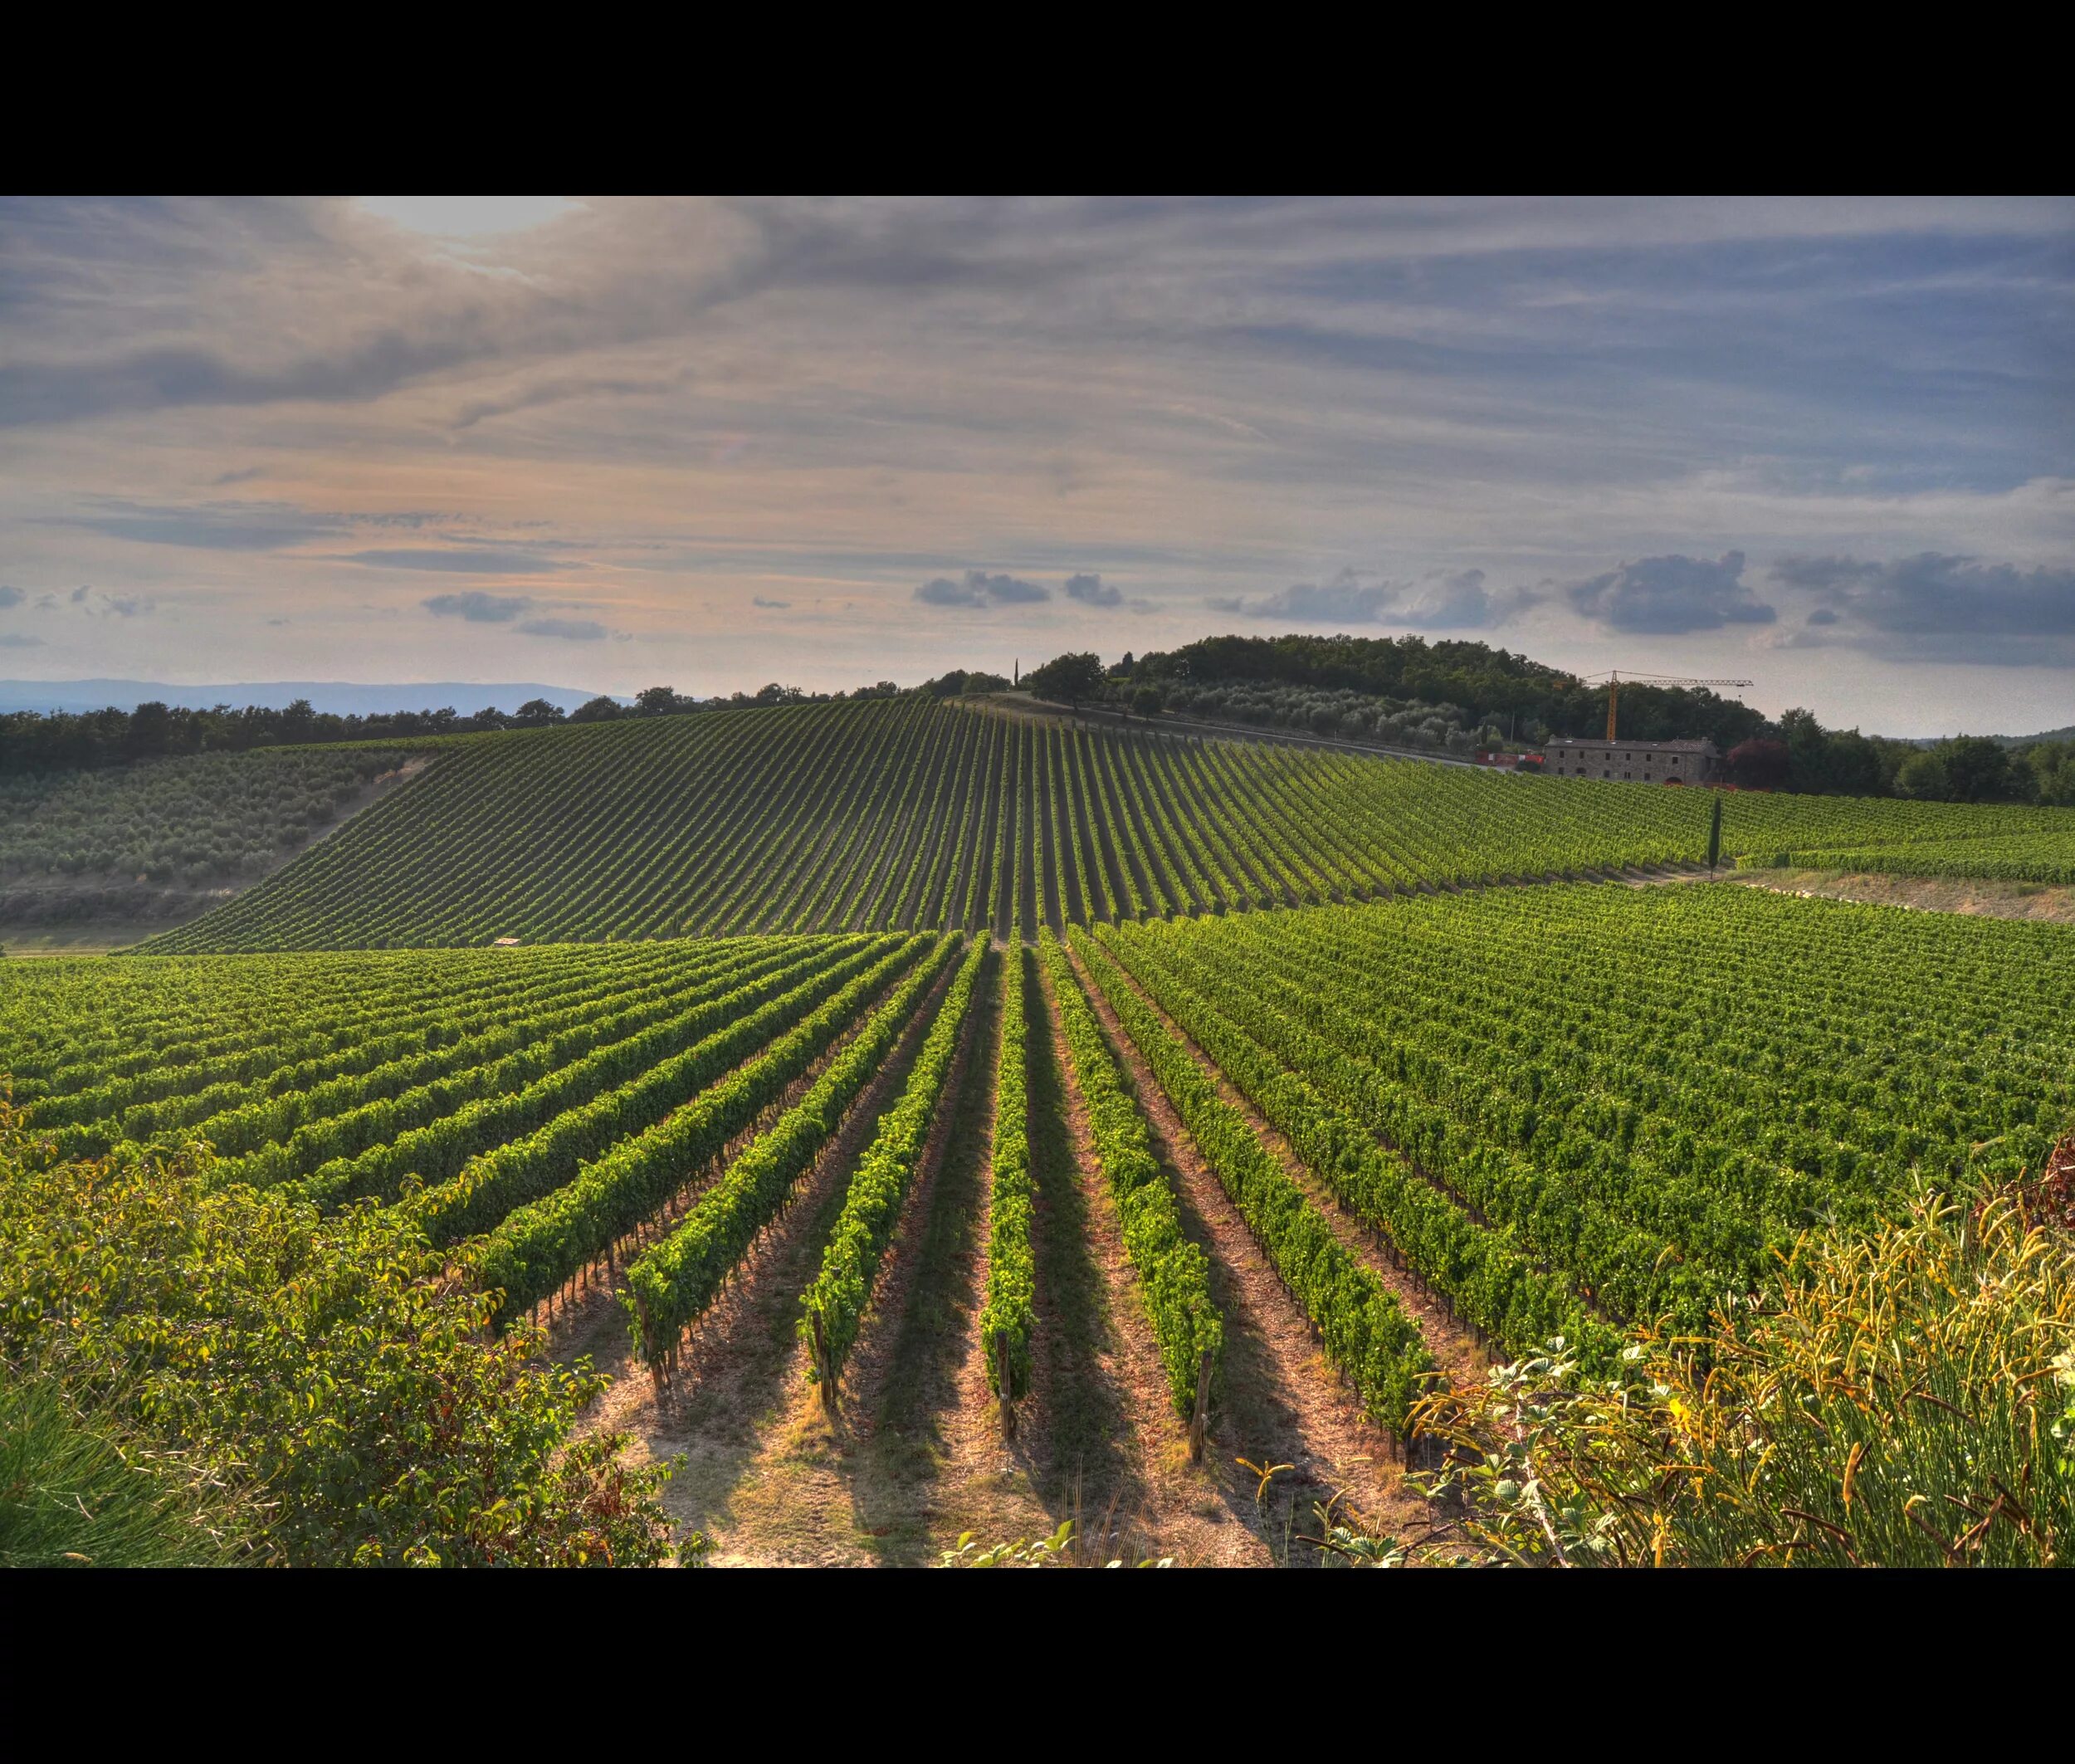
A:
1412 1186 2075 1566
0 1105 676 1566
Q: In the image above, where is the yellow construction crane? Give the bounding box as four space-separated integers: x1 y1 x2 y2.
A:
1576 670 1755 743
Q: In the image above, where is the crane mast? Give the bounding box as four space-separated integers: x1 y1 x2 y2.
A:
1581 669 1755 743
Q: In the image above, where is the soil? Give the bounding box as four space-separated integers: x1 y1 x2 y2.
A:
1726 867 2075 925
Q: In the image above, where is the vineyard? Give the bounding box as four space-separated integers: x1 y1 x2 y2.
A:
5 696 2075 1566
1088 887 2074 1356
1744 829 2075 885
7 866 2073 1566
139 696 2075 951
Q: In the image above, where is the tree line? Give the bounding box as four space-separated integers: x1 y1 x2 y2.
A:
0 679 916 774
1020 643 2075 807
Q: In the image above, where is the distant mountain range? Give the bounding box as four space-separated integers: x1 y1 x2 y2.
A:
0 680 618 716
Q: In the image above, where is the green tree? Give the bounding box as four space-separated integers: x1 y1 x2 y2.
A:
1939 735 2012 804
124 700 176 759
278 697 319 742
2025 741 2075 806
569 696 622 723
1024 652 1106 711
1894 749 1949 799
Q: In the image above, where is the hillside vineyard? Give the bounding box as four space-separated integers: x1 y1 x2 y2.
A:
7 699 2075 1566
144 699 2075 951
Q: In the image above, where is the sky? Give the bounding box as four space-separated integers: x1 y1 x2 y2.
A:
1 195 2069 737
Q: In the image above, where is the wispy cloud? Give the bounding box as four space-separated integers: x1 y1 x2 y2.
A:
423 590 535 623
915 570 1051 609
2 196 2071 731
56 499 338 551
347 548 563 574
516 617 608 641
1213 567 1527 631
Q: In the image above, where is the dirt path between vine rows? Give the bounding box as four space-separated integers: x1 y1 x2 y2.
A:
821 948 1063 1564
1062 946 1436 1561
627 946 1012 1564
559 955 955 1565
1026 954 1267 1565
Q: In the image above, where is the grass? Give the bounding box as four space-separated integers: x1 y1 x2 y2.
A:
0 1376 242 1567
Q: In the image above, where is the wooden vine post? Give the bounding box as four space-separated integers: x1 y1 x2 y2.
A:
633 1292 666 1401
1189 1349 1213 1463
998 1331 1017 1440
812 1312 837 1420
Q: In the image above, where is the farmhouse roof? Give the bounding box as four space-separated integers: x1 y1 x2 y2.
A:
1545 736 1719 753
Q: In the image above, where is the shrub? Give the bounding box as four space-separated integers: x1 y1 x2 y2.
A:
0 1104 677 1566
1413 1185 2075 1566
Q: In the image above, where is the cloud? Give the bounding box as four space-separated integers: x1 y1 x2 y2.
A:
516 617 608 640
0 585 21 610
1213 566 1526 630
423 590 535 623
0 632 42 648
346 548 561 574
451 369 689 431
1567 550 1776 634
212 467 266 485
753 595 792 609
1770 551 2075 664
1064 572 1122 608
1400 568 1528 628
0 314 515 429
915 569 1051 608
22 584 157 619
1228 574 1398 624
57 499 337 551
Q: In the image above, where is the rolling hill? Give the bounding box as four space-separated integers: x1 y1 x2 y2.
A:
142 696 2075 952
